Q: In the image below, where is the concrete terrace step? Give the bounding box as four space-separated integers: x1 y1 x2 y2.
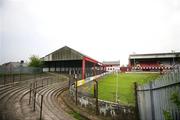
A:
34 82 73 120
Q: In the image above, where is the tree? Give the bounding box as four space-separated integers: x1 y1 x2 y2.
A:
28 55 43 67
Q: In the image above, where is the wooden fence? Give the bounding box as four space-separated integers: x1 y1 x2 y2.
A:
136 67 180 120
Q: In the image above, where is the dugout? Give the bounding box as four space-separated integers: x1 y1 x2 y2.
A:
42 46 105 79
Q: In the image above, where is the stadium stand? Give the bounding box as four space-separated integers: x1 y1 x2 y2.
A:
129 52 180 72
41 46 105 79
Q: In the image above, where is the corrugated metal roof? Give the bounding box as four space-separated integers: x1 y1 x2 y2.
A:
129 52 180 59
129 52 180 57
42 46 99 62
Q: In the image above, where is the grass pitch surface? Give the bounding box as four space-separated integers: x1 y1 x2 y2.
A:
97 73 159 106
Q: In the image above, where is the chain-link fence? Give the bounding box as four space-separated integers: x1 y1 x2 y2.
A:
69 72 137 120
0 66 43 85
77 80 94 97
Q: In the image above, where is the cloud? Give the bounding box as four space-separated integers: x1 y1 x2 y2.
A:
1 0 180 65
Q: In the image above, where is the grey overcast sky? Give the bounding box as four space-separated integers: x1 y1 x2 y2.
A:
0 0 180 65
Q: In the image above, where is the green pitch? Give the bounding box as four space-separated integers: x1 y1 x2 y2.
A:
97 73 159 106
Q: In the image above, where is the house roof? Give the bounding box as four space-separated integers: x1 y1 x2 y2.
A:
102 61 120 65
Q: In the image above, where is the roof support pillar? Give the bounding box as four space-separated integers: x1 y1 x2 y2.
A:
48 62 50 72
93 63 96 76
82 58 86 79
55 62 56 72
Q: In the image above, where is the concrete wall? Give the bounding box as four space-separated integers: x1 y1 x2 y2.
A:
69 86 136 120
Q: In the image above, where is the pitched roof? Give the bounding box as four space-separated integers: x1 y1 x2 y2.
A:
53 46 85 57
102 61 120 65
42 46 98 61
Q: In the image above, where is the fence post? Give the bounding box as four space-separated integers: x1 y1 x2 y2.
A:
150 81 155 120
29 83 32 104
134 82 140 120
33 89 36 111
33 82 36 111
75 78 78 105
13 74 15 84
94 80 99 115
40 95 43 120
94 83 96 98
